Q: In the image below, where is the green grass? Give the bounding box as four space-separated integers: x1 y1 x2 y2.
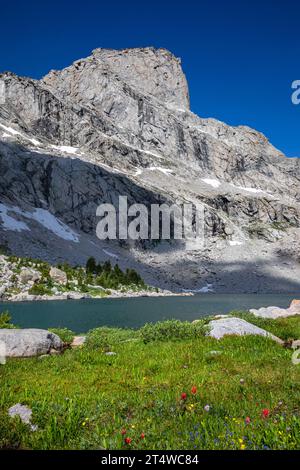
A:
232 311 300 342
0 317 300 450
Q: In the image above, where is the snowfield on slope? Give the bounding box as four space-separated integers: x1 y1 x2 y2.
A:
0 204 79 242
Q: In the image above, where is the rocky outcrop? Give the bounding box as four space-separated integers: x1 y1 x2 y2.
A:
0 47 300 292
49 267 67 284
20 267 41 284
71 336 86 347
0 329 63 357
208 317 283 343
250 299 300 319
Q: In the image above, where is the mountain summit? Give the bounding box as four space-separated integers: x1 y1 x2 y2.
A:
0 47 299 293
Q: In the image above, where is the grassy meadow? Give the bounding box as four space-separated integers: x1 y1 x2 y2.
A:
0 315 300 450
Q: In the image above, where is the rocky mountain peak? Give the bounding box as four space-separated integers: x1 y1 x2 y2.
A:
42 47 190 111
0 47 300 294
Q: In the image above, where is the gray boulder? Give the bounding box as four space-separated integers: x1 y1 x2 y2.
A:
8 403 38 431
49 267 67 284
207 317 282 343
250 299 300 319
20 267 41 284
0 329 63 357
71 336 86 347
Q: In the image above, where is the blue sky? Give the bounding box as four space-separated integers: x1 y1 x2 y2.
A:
0 0 299 156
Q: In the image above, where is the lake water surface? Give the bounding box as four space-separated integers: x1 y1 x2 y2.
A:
0 293 295 333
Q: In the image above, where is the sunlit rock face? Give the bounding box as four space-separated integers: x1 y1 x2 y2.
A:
0 47 300 293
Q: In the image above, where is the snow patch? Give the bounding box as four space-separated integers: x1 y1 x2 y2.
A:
0 123 20 136
201 178 221 189
236 186 264 194
183 283 214 293
229 240 244 246
0 123 41 146
50 145 79 154
230 183 272 196
0 204 30 232
28 137 41 146
134 167 173 176
148 167 173 175
142 149 163 159
0 203 79 242
103 249 118 259
28 208 79 242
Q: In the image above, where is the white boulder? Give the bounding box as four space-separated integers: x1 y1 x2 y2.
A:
0 329 63 357
207 317 282 343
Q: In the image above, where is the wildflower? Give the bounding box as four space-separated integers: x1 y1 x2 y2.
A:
125 437 132 445
262 408 270 418
245 417 251 424
187 404 195 411
191 386 197 395
140 433 145 439
121 429 127 435
181 392 187 401
240 444 246 450
204 405 210 412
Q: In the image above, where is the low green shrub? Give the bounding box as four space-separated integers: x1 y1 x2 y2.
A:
140 319 209 343
49 328 75 343
28 283 52 296
0 311 18 329
85 327 137 351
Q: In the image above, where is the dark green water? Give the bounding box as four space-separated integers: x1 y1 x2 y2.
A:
0 294 295 333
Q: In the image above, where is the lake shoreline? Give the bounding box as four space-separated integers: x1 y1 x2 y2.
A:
2 289 194 303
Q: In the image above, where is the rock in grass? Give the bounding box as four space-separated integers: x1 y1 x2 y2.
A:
250 299 300 319
291 339 300 350
19 267 41 284
49 266 67 284
71 336 86 347
207 350 222 356
0 329 63 357
8 404 38 431
207 317 283 343
105 351 117 356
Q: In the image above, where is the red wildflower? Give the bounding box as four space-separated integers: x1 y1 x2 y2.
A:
191 386 197 395
124 437 132 445
262 409 270 418
181 392 187 400
245 416 251 424
140 433 145 439
121 429 127 435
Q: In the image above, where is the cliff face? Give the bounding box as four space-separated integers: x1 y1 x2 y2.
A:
0 47 299 293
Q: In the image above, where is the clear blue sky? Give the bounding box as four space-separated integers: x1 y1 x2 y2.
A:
0 0 299 157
